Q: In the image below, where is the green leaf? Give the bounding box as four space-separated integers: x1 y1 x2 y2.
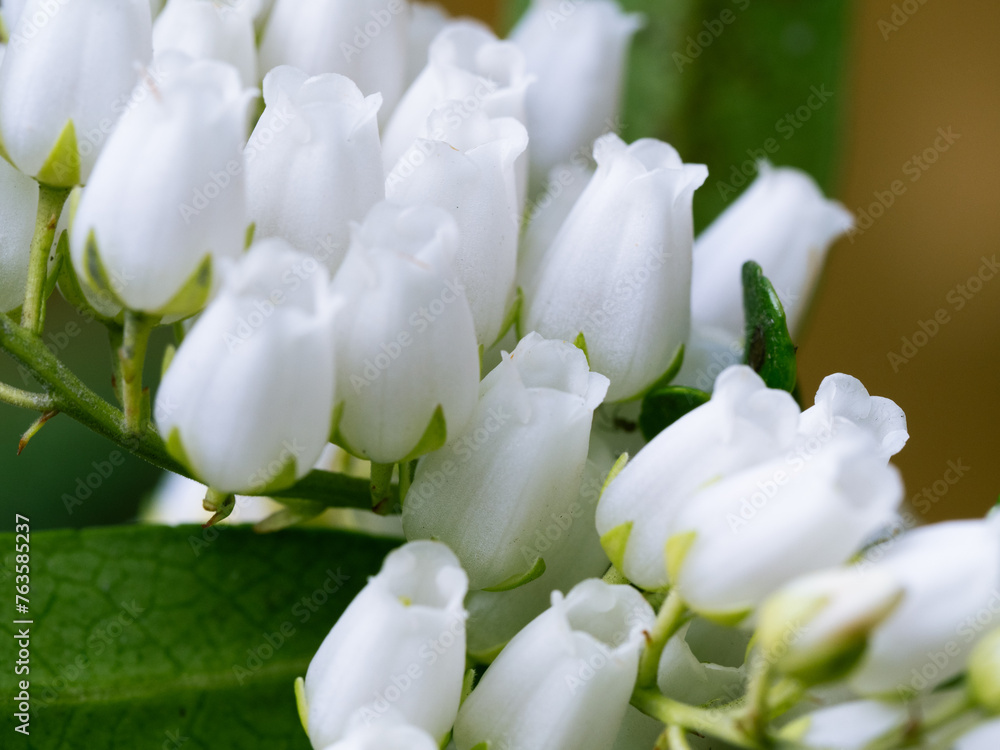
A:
639 385 711 440
742 260 797 392
0 525 399 747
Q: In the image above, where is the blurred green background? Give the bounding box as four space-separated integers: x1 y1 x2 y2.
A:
2 0 997 531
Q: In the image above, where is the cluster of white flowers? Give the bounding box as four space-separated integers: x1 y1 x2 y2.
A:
2 0 999 748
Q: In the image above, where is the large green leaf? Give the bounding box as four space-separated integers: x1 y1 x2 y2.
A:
502 0 849 230
0 525 399 748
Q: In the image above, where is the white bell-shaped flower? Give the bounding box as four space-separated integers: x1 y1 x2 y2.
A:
258 0 409 124
464 433 615 659
386 107 527 347
691 162 853 340
321 724 439 750
596 365 800 591
656 618 750 707
523 133 707 401
155 238 337 493
70 54 255 316
152 0 258 84
798 373 908 462
510 0 642 191
304 541 468 748
330 202 480 465
382 19 532 172
246 66 384 274
953 718 1000 750
402 333 609 591
668 430 903 620
0 0 152 186
848 517 1000 696
455 580 655 750
777 700 911 750
0 155 39 313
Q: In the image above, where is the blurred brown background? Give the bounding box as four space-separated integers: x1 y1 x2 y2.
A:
446 0 1000 522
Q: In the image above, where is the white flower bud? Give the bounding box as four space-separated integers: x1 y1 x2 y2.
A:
403 333 609 591
668 431 903 620
464 433 615 658
798 373 908 462
0 0 152 186
155 238 337 494
523 133 707 401
691 162 853 340
246 67 384 274
596 366 800 591
756 566 904 685
386 108 527 347
518 161 594 294
511 0 642 191
0 155 39 313
382 20 532 173
404 2 449 88
454 579 655 750
330 202 479 464
848 517 1000 696
305 541 468 748
778 700 910 750
259 0 409 124
70 55 255 316
970 627 1000 714
321 724 439 750
152 0 258 85
954 718 1000 750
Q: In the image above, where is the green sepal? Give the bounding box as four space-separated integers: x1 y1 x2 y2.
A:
83 229 123 306
57 227 119 325
573 331 589 365
244 222 256 250
493 286 523 348
165 427 194 474
42 233 65 301
601 452 629 497
161 344 176 380
293 676 309 735
482 556 546 592
776 715 812 744
697 606 753 628
742 260 797 392
639 385 711 441
460 667 477 706
329 402 370 460
36 119 81 188
467 642 506 666
600 521 633 573
248 453 298 495
665 530 696 582
629 343 685 402
470 743 490 750
156 253 214 318
0 121 12 166
401 404 447 463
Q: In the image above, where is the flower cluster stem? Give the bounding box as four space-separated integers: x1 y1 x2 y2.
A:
20 185 70 335
0 313 384 509
631 689 760 749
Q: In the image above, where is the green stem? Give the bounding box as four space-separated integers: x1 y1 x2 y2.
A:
370 462 395 514
638 589 690 687
107 323 125 405
398 460 412 504
658 725 691 750
765 677 804 720
20 185 70 335
121 310 158 435
862 691 974 750
0 313 385 509
631 689 760 749
738 652 774 743
0 381 56 412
